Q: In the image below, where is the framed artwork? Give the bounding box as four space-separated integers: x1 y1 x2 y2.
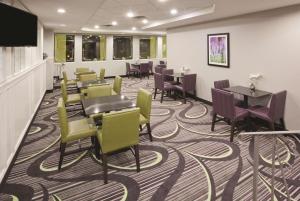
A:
207 33 230 68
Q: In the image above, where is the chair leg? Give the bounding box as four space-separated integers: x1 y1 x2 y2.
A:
146 123 153 142
139 125 143 131
58 143 66 170
211 113 217 131
280 118 286 130
230 122 235 142
154 88 157 99
269 122 275 131
103 153 108 184
161 90 164 103
94 138 101 159
183 91 186 104
134 145 140 172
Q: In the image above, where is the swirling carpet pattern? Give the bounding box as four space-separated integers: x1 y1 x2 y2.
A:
1 77 300 201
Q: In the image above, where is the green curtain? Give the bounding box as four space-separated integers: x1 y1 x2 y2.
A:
54 34 66 63
150 36 157 58
162 36 167 58
100 35 106 60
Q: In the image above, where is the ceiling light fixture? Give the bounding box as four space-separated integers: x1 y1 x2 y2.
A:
132 27 137 31
158 0 168 2
142 19 148 24
127 11 134 18
94 25 100 29
170 9 178 15
112 21 118 26
57 8 66 14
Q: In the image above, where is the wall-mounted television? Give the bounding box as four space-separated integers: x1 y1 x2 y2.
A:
0 3 38 47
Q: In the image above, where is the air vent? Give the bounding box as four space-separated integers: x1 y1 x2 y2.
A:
102 24 113 27
133 16 146 19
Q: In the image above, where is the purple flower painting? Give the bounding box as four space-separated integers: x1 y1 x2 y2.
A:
208 33 230 68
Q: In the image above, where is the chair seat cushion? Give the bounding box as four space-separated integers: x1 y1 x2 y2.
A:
139 114 149 125
67 94 81 104
234 106 249 121
247 105 271 122
64 118 97 142
164 82 175 90
174 84 183 91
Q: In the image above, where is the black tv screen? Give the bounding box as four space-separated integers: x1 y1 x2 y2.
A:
0 3 38 47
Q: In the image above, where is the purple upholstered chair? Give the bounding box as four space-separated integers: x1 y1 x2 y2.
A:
126 62 138 78
211 88 249 142
137 63 150 79
214 79 230 89
154 73 174 103
174 74 196 104
148 61 153 74
247 90 287 130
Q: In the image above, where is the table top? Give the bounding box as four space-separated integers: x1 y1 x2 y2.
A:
77 79 108 89
169 73 185 78
82 95 136 116
224 86 272 98
74 71 95 76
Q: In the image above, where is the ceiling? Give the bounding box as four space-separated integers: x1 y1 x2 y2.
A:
14 0 300 35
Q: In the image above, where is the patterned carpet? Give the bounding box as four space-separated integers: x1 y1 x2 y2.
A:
1 77 300 201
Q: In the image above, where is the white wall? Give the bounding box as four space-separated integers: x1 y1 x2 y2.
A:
0 20 46 183
43 31 166 79
167 5 300 130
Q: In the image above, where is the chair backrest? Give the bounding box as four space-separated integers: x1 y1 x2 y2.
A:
182 74 196 91
268 90 287 121
62 71 68 83
113 76 122 95
57 98 69 142
140 63 149 73
99 68 105 80
60 81 68 103
154 73 164 90
211 88 235 120
86 85 112 99
162 69 174 82
126 62 130 73
136 88 152 122
214 79 230 90
76 68 89 73
148 61 153 72
155 67 163 74
79 73 97 81
100 108 140 153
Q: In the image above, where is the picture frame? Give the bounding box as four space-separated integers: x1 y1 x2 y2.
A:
207 33 230 68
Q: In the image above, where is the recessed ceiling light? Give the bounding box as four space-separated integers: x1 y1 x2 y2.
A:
170 9 178 15
94 25 100 29
132 27 137 31
142 19 148 24
127 11 134 18
60 24 66 27
112 21 118 26
158 0 168 2
57 8 66 14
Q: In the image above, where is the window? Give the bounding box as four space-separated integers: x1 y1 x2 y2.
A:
162 36 167 58
82 35 100 61
140 39 150 59
54 34 74 62
113 36 132 60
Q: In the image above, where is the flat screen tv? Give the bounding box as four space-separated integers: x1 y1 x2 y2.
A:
0 3 38 47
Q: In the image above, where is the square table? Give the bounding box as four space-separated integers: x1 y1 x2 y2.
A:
77 79 108 89
81 95 136 116
224 86 271 108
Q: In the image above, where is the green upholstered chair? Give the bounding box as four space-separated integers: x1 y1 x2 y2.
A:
112 76 122 95
57 98 97 170
96 108 140 184
61 81 81 106
136 88 153 141
99 68 105 81
76 67 89 73
79 73 97 82
86 85 112 99
62 71 76 86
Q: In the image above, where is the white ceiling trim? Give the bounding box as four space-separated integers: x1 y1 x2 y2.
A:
75 27 166 36
142 4 215 30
